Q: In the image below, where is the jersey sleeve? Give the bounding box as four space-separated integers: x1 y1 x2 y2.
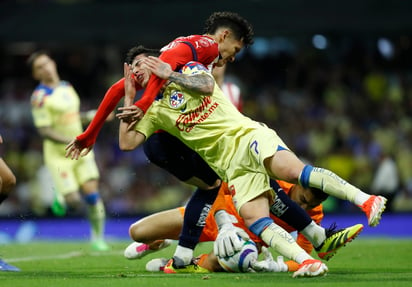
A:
76 78 141 148
31 89 52 128
133 42 194 112
133 36 218 112
296 205 324 255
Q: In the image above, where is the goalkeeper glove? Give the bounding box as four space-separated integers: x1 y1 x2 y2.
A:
250 246 288 272
213 210 250 258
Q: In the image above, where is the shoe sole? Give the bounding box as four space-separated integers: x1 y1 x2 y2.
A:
369 196 387 227
164 259 176 274
292 262 328 278
319 224 364 261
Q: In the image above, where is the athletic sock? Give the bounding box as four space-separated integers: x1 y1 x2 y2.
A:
174 185 220 264
300 221 326 248
256 220 312 264
271 181 326 248
299 165 368 204
87 199 106 241
270 180 312 231
173 246 194 266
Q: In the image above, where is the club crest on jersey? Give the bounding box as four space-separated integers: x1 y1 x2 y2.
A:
169 91 185 109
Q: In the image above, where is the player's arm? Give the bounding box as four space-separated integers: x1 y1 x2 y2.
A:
75 77 140 147
141 56 215 95
133 42 194 112
118 63 146 151
65 78 130 159
37 126 73 144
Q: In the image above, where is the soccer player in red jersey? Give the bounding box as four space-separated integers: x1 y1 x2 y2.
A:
72 11 254 154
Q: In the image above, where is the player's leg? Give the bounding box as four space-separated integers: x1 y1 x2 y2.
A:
47 158 82 211
81 179 108 250
125 208 183 259
270 180 363 260
144 132 221 269
265 149 386 227
0 158 20 272
77 154 108 251
0 158 16 204
239 192 328 278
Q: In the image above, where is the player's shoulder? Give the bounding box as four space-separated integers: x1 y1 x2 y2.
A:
31 84 53 107
177 35 217 47
60 80 73 88
181 61 210 75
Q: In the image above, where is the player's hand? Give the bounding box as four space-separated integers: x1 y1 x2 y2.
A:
213 210 250 257
116 105 144 121
214 223 250 258
141 56 173 80
116 106 143 130
250 247 288 272
65 139 92 160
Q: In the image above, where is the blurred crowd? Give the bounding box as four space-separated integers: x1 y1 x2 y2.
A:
1 35 412 218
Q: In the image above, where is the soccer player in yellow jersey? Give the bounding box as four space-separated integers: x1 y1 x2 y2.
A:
28 51 109 251
115 55 387 277
66 51 384 276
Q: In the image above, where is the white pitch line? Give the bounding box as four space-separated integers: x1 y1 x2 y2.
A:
5 250 123 263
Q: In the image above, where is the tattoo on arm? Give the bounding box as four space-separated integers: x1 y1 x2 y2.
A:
168 72 214 94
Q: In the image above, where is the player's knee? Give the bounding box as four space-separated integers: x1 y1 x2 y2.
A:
249 217 273 236
0 172 16 194
84 192 100 205
298 165 314 188
128 222 148 242
64 192 83 210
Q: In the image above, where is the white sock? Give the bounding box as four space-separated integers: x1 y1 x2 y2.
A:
173 245 193 265
354 192 371 206
300 221 326 248
261 223 313 264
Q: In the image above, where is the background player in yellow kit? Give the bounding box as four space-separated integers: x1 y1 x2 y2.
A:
28 51 109 251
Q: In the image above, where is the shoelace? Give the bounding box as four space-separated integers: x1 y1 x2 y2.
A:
324 222 343 237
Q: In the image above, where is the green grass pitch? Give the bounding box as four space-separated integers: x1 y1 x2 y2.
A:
1 238 411 287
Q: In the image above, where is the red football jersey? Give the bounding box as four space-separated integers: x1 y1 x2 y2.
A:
76 35 219 148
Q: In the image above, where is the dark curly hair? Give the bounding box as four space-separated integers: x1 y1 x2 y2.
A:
203 11 254 47
125 45 160 64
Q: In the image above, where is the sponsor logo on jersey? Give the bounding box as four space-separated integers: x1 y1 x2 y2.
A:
169 91 185 109
175 96 219 132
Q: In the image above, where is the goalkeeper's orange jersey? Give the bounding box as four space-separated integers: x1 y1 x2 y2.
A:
179 181 323 255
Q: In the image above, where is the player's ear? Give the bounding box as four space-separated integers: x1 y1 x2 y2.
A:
221 29 231 40
216 28 230 43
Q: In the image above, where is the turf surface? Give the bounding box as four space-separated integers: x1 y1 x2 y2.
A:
1 238 411 287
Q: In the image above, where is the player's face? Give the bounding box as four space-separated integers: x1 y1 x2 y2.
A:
289 185 323 211
32 54 58 83
216 32 244 67
130 54 151 87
